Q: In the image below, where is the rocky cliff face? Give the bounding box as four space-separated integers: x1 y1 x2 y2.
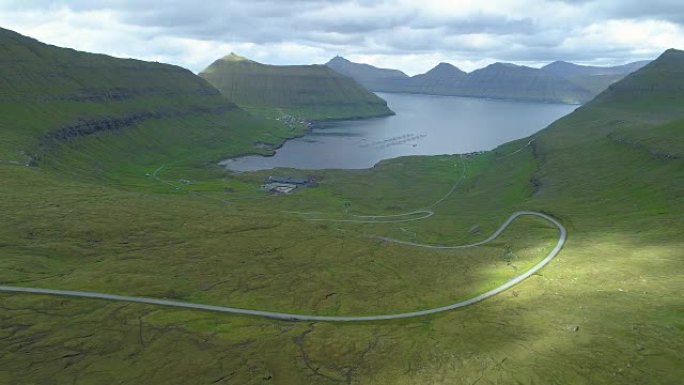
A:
44 105 235 143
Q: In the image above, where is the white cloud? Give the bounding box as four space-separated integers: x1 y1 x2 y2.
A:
0 1 682 74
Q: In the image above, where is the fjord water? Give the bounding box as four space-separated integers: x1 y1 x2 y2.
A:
223 93 575 171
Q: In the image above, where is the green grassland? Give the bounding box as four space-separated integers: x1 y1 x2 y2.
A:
0 27 303 183
1 28 683 384
200 53 394 121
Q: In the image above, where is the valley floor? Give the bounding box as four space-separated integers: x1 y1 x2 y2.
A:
1 126 682 384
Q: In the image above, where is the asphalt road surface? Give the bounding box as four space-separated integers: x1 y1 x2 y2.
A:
0 211 565 322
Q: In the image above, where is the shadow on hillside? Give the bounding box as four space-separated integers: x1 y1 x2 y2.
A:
1 224 682 384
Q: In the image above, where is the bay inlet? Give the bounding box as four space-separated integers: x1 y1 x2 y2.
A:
222 92 576 171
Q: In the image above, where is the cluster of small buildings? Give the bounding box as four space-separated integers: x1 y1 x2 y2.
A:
261 176 316 194
274 114 313 129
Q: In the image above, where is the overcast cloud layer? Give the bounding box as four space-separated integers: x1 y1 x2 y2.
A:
0 0 682 74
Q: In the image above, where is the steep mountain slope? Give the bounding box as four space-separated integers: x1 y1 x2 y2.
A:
0 28 293 177
325 55 409 90
200 54 393 120
589 49 684 109
456 62 592 103
542 60 651 94
530 49 684 203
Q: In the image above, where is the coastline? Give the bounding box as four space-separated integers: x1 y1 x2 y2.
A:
218 109 396 169
218 95 574 172
374 90 584 106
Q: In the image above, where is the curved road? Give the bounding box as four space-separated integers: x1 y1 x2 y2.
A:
0 211 565 322
284 158 468 224
296 209 435 223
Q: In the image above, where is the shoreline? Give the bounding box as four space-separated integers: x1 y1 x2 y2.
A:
218 110 395 169
373 90 585 106
218 95 571 172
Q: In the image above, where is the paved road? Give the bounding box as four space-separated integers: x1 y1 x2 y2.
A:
0 211 565 322
299 209 435 223
286 158 468 224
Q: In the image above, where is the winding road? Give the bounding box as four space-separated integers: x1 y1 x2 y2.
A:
284 156 468 224
1 142 566 321
0 211 565 322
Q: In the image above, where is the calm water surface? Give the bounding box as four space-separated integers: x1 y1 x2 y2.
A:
222 93 576 171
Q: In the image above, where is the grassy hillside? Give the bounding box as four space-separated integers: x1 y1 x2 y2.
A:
541 60 650 95
200 54 394 121
0 26 682 384
0 27 298 179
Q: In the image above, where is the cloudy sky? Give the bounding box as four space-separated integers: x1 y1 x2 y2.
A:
0 0 682 75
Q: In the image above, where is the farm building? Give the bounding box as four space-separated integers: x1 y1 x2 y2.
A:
267 176 313 186
261 175 317 194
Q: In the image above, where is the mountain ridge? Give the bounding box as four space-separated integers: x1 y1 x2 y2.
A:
326 55 409 80
542 60 651 77
326 56 652 104
201 54 394 120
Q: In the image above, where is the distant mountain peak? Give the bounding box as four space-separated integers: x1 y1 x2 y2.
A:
327 55 351 64
424 62 466 76
221 52 251 63
660 48 684 59
490 62 521 68
542 61 585 70
326 56 410 82
433 62 458 69
472 62 526 74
